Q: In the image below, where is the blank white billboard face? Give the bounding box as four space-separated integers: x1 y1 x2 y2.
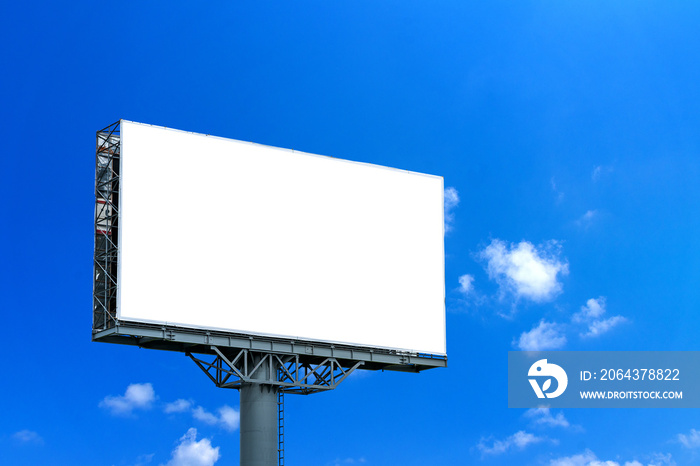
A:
118 121 445 355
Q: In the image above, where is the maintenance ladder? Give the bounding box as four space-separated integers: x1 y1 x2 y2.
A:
278 387 284 465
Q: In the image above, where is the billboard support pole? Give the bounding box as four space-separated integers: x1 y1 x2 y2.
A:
240 354 280 466
185 348 369 465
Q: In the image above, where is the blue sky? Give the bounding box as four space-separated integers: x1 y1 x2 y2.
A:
2 1 700 465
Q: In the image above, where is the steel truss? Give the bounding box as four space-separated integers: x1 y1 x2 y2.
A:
188 347 364 395
93 121 121 331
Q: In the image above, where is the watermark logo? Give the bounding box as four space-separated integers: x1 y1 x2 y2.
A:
510 351 695 408
528 359 568 399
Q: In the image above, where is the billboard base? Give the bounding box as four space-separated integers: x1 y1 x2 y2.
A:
239 354 280 466
93 321 447 373
191 348 361 466
188 347 363 394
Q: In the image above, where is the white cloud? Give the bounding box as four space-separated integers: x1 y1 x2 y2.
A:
327 458 367 466
458 274 475 295
100 383 155 416
677 428 700 449
551 177 565 203
134 453 155 466
648 453 676 466
573 297 627 338
582 316 627 338
11 429 43 445
480 239 568 303
524 408 570 428
592 166 602 181
516 320 567 351
477 430 546 456
549 449 670 466
576 210 598 228
165 399 193 414
166 399 240 432
550 450 597 466
192 406 219 425
218 405 240 432
574 297 607 322
444 187 459 233
550 449 623 466
165 428 220 466
192 405 240 432
592 165 613 182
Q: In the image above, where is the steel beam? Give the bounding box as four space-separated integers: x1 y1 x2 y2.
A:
187 348 365 394
94 322 447 373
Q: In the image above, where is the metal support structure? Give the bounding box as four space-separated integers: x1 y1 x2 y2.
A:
93 121 120 331
278 387 284 466
188 347 364 395
95 321 447 373
188 347 363 466
240 355 279 466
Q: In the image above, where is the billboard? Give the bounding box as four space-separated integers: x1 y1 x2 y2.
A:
114 120 445 355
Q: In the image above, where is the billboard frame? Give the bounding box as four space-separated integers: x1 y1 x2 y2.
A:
92 120 447 379
93 120 448 466
93 121 120 332
93 320 447 374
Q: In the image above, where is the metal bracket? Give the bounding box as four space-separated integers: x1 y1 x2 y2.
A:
93 121 121 331
187 347 364 395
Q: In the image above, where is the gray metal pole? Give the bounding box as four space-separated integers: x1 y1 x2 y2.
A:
240 357 279 466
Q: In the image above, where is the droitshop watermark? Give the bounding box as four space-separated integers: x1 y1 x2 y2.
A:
508 352 700 408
